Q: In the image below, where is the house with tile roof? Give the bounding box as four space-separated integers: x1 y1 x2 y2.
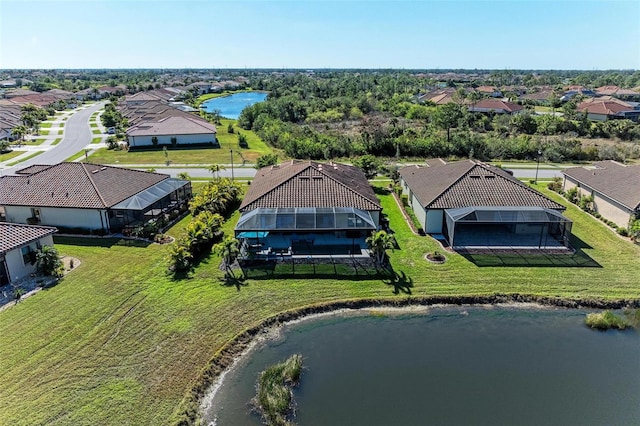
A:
399 159 572 249
468 98 524 115
126 115 218 148
562 160 640 228
235 160 382 258
0 223 56 285
576 98 640 122
0 163 191 234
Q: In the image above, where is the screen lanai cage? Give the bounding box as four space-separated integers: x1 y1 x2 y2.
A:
235 207 378 258
444 206 572 249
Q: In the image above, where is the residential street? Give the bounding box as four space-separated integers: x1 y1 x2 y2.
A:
1 102 105 175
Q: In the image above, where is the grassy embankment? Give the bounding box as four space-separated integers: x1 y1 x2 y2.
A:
0 183 638 425
87 119 274 165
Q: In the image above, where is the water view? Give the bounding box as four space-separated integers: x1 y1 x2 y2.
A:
204 306 640 426
200 92 268 119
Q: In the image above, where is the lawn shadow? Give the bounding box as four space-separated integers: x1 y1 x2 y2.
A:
383 270 414 295
54 236 152 248
459 245 601 268
240 258 393 281
219 274 248 291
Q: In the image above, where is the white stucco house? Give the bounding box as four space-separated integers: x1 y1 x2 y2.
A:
562 160 640 228
0 163 192 234
0 222 57 286
399 159 571 249
126 116 218 148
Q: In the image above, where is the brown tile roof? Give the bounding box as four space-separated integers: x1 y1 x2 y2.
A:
399 160 564 210
240 160 381 211
577 99 634 115
469 99 523 113
0 223 57 254
0 163 168 209
562 160 640 210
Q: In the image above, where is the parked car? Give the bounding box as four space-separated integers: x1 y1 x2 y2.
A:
107 127 116 134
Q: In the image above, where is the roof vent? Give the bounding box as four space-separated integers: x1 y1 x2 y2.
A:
100 167 107 171
470 175 480 179
51 192 54 197
92 170 99 174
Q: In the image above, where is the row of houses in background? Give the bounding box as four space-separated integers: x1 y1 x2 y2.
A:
1 158 636 284
420 84 640 121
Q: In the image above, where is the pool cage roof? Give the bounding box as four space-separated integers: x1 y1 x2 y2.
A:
111 178 189 211
445 206 571 224
235 207 377 232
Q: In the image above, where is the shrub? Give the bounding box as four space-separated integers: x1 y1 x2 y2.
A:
237 132 248 148
618 228 629 237
167 237 193 274
35 245 64 279
255 153 278 169
585 311 630 330
547 177 562 192
256 354 303 426
227 123 234 134
565 187 579 204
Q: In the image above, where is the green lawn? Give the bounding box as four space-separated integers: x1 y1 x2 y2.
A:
90 123 98 128
6 151 44 166
40 122 53 128
52 138 63 146
27 138 46 145
0 150 24 162
87 119 274 165
0 183 638 425
39 130 50 136
58 129 64 135
92 137 103 144
92 129 102 134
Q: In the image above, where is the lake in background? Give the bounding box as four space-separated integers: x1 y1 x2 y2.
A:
203 306 640 426
200 92 268 119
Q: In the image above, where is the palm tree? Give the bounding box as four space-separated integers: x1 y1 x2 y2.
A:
366 230 394 265
11 125 28 142
208 163 226 179
213 236 240 278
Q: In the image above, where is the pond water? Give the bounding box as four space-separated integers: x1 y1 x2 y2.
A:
200 92 268 119
203 306 640 426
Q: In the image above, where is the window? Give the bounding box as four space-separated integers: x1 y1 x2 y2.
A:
0 206 5 221
21 245 35 265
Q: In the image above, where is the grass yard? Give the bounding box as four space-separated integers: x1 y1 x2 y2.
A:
6 151 44 166
39 130 50 136
92 137 103 144
58 129 64 135
92 129 102 135
52 138 63 145
0 150 24 162
87 119 274 165
40 122 53 128
90 123 98 128
0 182 638 425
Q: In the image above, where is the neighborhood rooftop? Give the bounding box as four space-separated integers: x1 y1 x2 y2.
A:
240 160 381 212
0 222 57 254
0 162 171 209
563 160 640 210
399 159 564 210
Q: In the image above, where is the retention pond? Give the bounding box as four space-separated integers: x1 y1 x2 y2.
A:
202 306 640 425
200 92 268 119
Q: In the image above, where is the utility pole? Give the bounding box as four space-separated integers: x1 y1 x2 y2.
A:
534 149 541 184
230 149 234 180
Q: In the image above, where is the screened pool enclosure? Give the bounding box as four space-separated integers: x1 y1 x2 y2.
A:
444 207 572 249
235 207 378 258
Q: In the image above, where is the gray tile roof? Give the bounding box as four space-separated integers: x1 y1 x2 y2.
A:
0 222 56 254
240 160 381 212
0 163 169 209
562 160 640 210
399 160 564 210
126 115 217 137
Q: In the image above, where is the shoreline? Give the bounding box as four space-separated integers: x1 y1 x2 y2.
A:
176 294 640 425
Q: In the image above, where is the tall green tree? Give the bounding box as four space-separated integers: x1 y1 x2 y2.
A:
433 103 463 143
366 230 394 265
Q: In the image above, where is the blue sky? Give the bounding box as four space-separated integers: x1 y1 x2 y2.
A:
1 0 638 69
